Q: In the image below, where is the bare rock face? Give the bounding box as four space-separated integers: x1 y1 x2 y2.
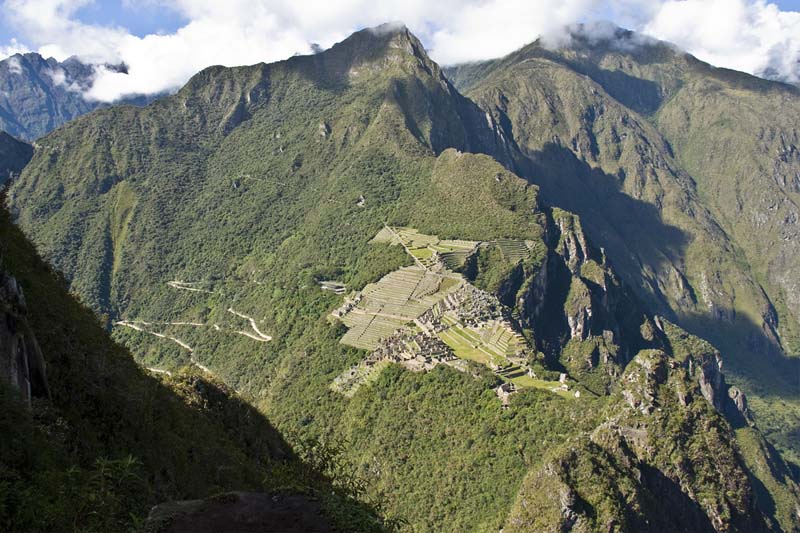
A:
0 270 48 403
566 277 593 341
553 210 592 275
621 349 669 415
695 352 725 411
727 386 754 426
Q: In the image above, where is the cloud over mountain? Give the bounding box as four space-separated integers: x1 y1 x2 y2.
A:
644 0 800 83
2 0 798 102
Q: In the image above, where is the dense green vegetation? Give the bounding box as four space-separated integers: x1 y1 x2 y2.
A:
446 25 800 473
6 24 799 530
0 196 387 531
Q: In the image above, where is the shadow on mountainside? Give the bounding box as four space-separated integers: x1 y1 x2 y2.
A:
516 143 689 314
513 143 800 403
534 48 669 116
0 198 386 531
639 464 716 532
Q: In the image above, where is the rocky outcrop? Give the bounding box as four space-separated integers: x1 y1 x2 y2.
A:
553 210 593 275
506 346 785 532
146 492 334 533
0 270 48 403
621 349 669 415
692 350 724 411
728 386 751 421
513 208 655 381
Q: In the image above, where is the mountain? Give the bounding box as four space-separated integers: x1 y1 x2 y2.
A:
445 24 800 470
0 52 155 141
6 23 800 530
0 159 383 530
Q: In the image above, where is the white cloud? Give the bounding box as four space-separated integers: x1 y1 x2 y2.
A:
0 0 798 102
0 38 30 60
5 0 129 63
644 0 800 83
426 0 597 64
45 66 67 86
6 56 22 74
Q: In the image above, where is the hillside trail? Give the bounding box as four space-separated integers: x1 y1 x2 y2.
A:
228 308 272 341
115 320 212 375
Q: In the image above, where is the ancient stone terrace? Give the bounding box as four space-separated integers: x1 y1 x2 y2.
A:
330 227 569 401
333 266 464 350
495 239 536 263
373 226 536 272
371 226 480 270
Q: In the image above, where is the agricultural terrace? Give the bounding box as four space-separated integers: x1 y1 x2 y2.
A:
437 315 526 369
334 226 572 399
334 266 464 350
371 226 480 270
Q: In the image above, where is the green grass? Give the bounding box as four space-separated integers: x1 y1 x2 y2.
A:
509 375 573 398
410 247 433 260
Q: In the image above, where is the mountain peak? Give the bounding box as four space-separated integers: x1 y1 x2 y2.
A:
327 21 426 61
295 22 441 85
367 21 410 36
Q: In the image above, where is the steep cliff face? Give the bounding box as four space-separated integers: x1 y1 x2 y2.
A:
450 36 777 350
499 207 658 392
0 53 99 141
0 270 48 402
655 72 800 353
0 53 155 141
0 131 32 183
0 135 44 401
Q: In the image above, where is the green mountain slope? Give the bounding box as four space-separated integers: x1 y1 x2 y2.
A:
7 24 800 530
0 156 384 529
445 25 800 471
0 200 391 531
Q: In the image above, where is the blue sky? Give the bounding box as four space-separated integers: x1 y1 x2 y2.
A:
66 2 187 36
1 0 798 101
0 2 186 42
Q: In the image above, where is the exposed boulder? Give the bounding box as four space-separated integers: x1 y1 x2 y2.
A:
146 492 334 533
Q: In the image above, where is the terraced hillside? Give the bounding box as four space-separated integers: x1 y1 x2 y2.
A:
332 226 562 400
335 266 462 350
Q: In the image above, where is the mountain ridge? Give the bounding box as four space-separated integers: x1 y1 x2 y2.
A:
444 24 800 471
5 23 800 531
0 52 157 141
